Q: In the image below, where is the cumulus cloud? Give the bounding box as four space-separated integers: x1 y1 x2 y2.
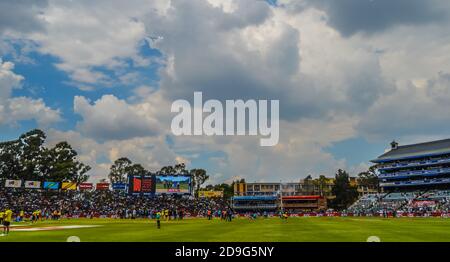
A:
26 0 165 88
64 0 450 181
74 94 161 141
0 59 23 100
0 59 61 126
142 1 395 124
46 129 182 182
3 0 450 183
163 112 360 181
4 97 61 126
140 0 450 180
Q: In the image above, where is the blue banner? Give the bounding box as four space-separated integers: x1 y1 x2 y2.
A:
112 183 127 190
43 181 60 190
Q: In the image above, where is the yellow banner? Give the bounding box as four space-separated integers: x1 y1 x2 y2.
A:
199 191 223 198
62 182 77 190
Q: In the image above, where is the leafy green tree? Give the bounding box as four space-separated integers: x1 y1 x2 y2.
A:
0 129 90 183
46 142 91 183
156 163 190 175
109 158 147 183
109 158 133 183
18 129 47 180
303 174 315 195
190 168 209 197
128 164 146 176
174 163 189 175
330 169 359 210
0 140 22 180
314 175 329 197
357 166 380 192
157 165 176 175
221 183 233 198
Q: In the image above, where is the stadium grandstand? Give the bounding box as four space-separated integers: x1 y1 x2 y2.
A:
0 188 230 219
231 196 278 212
281 196 327 212
231 195 327 213
375 140 450 189
232 182 328 212
348 139 450 216
3 138 450 220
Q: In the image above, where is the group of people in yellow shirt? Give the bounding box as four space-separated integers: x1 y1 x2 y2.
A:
31 210 41 223
162 209 170 221
0 208 60 236
0 208 13 235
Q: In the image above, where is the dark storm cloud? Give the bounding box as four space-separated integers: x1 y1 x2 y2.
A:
144 0 395 122
358 72 450 139
294 0 449 36
0 0 48 34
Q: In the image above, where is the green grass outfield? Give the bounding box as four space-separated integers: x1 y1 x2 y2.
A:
1 217 450 242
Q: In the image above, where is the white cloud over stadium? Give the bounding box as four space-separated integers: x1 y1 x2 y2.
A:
2 0 450 183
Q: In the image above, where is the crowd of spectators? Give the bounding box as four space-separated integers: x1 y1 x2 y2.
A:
0 188 230 219
3 188 450 219
347 190 450 216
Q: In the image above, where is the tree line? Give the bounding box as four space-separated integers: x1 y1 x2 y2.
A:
0 130 211 194
328 168 378 210
0 129 90 184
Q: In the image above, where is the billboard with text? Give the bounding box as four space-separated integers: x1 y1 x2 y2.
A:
79 183 93 190
112 183 127 191
96 183 110 190
199 191 224 198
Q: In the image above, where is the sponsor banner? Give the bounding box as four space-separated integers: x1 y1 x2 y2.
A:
43 181 60 190
5 180 22 188
198 191 224 198
112 183 127 191
24 181 41 189
96 183 110 190
79 183 93 190
62 182 77 190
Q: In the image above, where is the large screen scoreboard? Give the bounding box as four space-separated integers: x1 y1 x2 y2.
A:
128 174 191 195
128 175 155 196
155 175 191 195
